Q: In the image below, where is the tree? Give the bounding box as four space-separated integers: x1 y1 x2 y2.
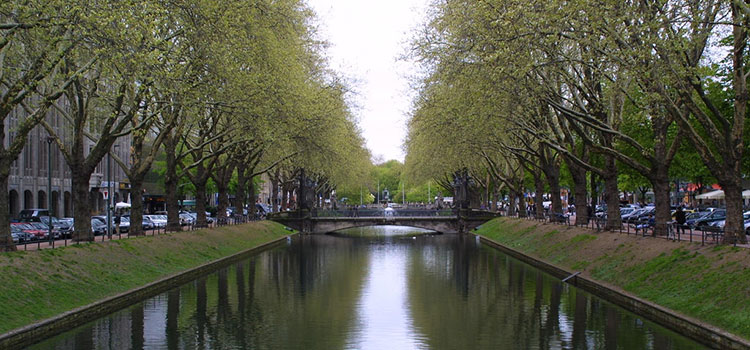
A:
0 0 93 250
41 0 173 241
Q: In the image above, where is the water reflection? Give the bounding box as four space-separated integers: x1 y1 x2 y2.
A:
404 233 701 350
339 226 429 349
29 227 704 350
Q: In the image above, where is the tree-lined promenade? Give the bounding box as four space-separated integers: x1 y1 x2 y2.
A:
404 0 749 244
0 0 372 251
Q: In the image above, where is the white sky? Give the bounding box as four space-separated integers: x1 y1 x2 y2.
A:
306 0 430 163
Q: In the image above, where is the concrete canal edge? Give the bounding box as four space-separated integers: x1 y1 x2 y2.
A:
477 235 750 350
0 234 293 350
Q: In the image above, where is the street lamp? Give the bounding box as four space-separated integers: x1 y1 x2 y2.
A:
428 180 431 205
106 145 111 239
46 136 53 248
107 144 120 239
402 181 405 205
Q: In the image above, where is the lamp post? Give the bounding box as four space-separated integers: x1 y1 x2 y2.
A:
46 136 53 248
107 144 120 239
402 181 405 205
106 145 112 239
428 181 431 204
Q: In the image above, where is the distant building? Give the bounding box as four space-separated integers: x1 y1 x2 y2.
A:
5 102 131 219
257 173 273 205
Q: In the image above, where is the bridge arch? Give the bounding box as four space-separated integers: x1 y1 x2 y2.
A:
323 222 444 234
270 209 499 235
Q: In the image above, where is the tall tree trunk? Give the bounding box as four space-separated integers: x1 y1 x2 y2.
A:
722 182 747 244
651 175 671 236
195 181 207 227
72 170 93 241
0 166 15 251
515 190 527 218
508 194 517 216
217 182 229 223
570 166 589 225
235 164 247 210
539 146 563 214
590 172 599 206
544 168 563 214
129 177 145 236
649 119 675 237
212 160 235 223
281 184 289 211
164 137 181 232
603 156 622 230
534 176 545 219
271 175 279 213
248 178 256 215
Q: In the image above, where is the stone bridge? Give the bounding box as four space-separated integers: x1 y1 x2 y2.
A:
269 209 499 234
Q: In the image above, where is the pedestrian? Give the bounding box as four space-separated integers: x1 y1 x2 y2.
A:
675 206 687 235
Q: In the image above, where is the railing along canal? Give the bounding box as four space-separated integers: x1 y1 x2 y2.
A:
311 209 456 218
508 210 730 246
270 208 504 219
12 214 256 252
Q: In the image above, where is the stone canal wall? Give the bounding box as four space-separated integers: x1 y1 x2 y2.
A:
476 217 750 350
0 221 292 350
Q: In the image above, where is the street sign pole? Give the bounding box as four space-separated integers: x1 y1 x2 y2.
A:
107 150 111 239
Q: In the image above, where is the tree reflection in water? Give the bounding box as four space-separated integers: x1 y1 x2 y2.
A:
405 234 700 349
29 228 703 350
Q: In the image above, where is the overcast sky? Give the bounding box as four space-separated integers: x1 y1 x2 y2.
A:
306 0 429 163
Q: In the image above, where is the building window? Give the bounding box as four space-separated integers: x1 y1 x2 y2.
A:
23 136 33 173
38 137 48 177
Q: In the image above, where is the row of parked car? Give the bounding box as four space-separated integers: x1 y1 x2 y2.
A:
10 209 217 244
596 205 750 234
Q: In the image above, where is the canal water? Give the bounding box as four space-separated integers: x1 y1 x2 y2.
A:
29 226 704 349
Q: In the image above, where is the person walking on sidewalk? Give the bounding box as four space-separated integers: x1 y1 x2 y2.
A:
675 206 687 236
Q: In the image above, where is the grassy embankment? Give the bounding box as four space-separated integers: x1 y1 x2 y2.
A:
0 221 291 334
476 217 750 340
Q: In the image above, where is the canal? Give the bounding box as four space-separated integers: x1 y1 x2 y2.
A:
30 226 704 349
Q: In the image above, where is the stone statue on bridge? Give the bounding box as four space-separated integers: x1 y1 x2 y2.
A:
298 169 316 210
330 190 338 210
453 169 470 209
452 168 482 209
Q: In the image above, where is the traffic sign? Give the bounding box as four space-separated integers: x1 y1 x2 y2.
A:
103 190 109 200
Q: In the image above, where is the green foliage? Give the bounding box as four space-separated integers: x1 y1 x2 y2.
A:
335 185 374 205
371 160 403 198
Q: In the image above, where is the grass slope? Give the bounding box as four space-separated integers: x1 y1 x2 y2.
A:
0 221 290 334
476 217 750 340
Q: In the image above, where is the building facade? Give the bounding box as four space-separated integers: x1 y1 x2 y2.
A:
6 102 131 219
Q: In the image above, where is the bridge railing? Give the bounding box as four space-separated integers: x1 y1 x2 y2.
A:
311 209 456 218
460 209 502 218
269 208 501 219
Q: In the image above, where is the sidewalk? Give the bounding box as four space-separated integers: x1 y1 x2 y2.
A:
550 213 750 248
12 218 253 251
